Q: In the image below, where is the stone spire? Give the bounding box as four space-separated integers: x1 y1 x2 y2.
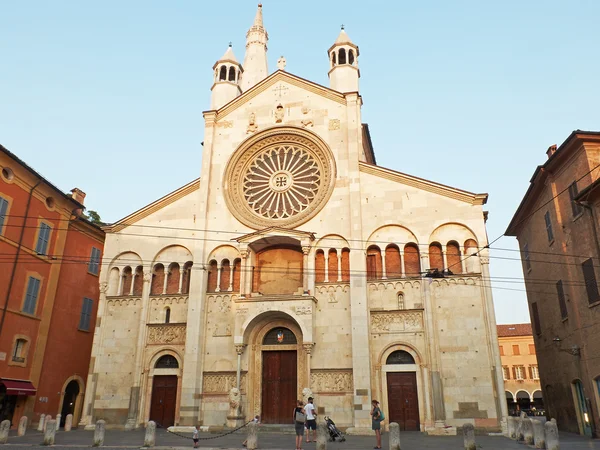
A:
210 43 243 110
328 26 360 93
241 3 269 92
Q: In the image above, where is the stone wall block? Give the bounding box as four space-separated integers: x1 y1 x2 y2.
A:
144 421 156 447
389 422 401 450
18 416 28 436
246 422 258 450
0 420 10 444
93 420 106 447
545 420 559 450
462 423 476 450
37 414 45 432
523 418 534 445
532 419 545 449
43 420 57 446
317 422 328 450
516 416 524 442
507 416 516 439
65 414 73 432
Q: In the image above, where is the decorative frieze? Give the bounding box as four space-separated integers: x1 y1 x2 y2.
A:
146 324 186 345
430 277 478 287
367 280 421 291
203 372 247 393
150 296 188 306
207 294 238 313
310 370 353 393
370 310 423 334
295 305 312 315
106 297 141 307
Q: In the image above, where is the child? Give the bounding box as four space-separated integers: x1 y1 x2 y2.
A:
242 415 260 447
192 425 199 448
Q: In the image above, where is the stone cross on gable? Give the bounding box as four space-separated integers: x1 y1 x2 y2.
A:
277 56 287 70
273 84 288 99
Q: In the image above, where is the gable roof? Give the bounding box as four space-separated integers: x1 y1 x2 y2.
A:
359 162 488 205
497 323 532 337
207 70 348 121
506 130 600 236
105 178 201 233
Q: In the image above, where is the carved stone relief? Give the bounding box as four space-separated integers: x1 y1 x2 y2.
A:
146 324 186 345
213 324 232 337
301 107 313 128
370 311 423 334
295 305 312 315
203 372 247 393
310 370 353 393
328 119 340 130
247 112 258 134
275 104 284 123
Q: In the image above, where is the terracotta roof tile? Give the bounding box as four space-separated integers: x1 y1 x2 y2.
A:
497 323 532 337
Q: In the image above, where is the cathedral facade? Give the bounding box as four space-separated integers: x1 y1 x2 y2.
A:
80 5 507 433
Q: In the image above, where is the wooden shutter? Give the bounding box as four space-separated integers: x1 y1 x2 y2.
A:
556 280 568 319
24 277 40 314
505 367 510 380
512 367 516 379
528 366 533 379
544 211 554 242
0 197 8 232
582 259 600 304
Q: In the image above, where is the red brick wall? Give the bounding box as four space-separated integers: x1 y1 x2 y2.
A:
220 260 231 291
132 267 143 296
429 243 444 271
232 259 241 292
151 265 165 295
446 241 462 274
403 244 420 276
366 246 382 280
166 264 180 294
385 245 401 278
341 249 350 282
207 261 218 292
328 249 338 280
122 267 133 295
315 250 325 283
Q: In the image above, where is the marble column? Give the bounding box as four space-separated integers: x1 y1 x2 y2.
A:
302 247 310 294
118 273 125 296
337 250 343 282
162 268 169 294
215 264 222 293
400 250 405 277
381 252 387 279
228 262 234 292
303 343 314 388
235 344 246 391
129 275 135 296
442 246 448 271
178 264 185 294
324 253 329 283
240 251 248 297
460 247 468 273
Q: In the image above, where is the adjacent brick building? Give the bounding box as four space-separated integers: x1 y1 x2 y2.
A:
497 324 542 415
506 130 600 437
0 145 105 428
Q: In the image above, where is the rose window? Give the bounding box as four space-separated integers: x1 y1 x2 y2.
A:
243 146 321 219
224 128 336 229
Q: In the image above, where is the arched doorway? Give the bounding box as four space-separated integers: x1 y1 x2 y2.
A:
60 380 80 427
505 391 516 415
385 350 419 431
149 355 179 428
516 390 531 411
532 390 544 410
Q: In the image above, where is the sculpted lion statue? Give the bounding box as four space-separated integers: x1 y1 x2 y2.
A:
229 387 241 410
302 388 313 404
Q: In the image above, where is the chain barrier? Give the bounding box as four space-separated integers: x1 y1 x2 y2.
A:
156 420 252 441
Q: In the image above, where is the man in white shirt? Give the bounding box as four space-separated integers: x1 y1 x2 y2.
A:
305 397 317 443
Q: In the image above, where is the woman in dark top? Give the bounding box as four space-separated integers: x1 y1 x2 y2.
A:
370 400 383 449
294 400 306 450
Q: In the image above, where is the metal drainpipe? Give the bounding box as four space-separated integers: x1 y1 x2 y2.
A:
0 179 42 340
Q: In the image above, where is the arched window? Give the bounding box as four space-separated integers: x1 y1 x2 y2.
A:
228 66 236 82
155 355 179 369
220 259 231 291
232 258 241 292
446 241 461 274
165 307 171 324
386 350 415 365
151 264 165 295
339 48 347 65
328 249 338 281
516 390 531 410
403 244 421 277
207 260 218 292
166 263 180 294
109 267 120 296
348 49 355 65
133 266 144 295
464 239 479 273
366 245 382 280
182 262 193 294
385 244 401 278
263 327 297 345
532 390 544 409
429 243 444 271
341 248 350 282
397 292 405 310
332 52 337 65
315 250 325 283
219 65 227 81
122 266 133 295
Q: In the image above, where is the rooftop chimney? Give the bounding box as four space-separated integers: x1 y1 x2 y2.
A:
70 188 86 205
546 144 557 159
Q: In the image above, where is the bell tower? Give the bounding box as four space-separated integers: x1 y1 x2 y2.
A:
210 44 243 110
327 27 360 93
241 3 269 92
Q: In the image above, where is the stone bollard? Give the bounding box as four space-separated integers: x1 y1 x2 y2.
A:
37 414 45 432
56 414 61 429
0 420 10 445
532 419 545 449
93 420 106 447
316 422 328 450
545 420 559 450
43 416 51 432
507 416 517 439
18 416 28 437
144 421 156 447
389 422 401 450
523 418 534 445
246 422 258 450
463 423 476 450
43 420 57 446
516 416 524 442
64 414 73 432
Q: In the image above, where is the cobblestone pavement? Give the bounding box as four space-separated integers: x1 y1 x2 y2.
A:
5 428 600 449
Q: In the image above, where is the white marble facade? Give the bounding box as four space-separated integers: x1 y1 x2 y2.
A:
80 5 506 433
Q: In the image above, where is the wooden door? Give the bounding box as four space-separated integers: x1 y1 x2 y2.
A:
149 375 178 427
261 351 297 423
387 372 419 431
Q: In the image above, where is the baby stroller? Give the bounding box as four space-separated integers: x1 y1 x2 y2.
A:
324 416 346 442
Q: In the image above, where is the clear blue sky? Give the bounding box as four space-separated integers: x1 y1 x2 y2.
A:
2 1 600 324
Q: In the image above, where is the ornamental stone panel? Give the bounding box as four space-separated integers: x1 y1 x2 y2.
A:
146 324 186 345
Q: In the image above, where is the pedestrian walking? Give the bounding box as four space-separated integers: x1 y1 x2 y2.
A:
192 425 199 448
294 400 306 450
370 400 384 449
242 415 260 447
305 397 317 443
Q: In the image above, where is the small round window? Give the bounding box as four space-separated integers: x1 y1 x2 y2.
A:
45 197 55 209
386 350 415 365
1 167 14 182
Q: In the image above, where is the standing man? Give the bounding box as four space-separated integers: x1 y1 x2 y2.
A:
305 397 317 443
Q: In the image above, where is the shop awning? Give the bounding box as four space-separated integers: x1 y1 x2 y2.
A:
0 379 37 396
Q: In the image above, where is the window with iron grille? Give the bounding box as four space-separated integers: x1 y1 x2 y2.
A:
386 350 415 365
